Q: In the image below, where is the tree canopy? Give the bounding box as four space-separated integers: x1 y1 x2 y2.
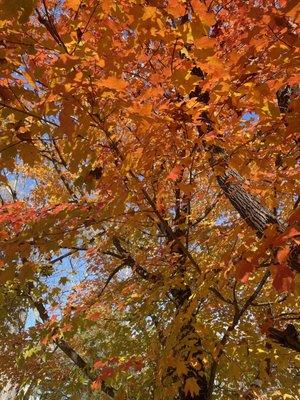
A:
0 0 299 399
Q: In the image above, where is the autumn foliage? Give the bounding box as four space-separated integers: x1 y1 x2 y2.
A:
0 0 299 399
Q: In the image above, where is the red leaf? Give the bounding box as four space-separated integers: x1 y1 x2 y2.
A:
260 318 274 334
272 264 294 293
167 165 182 181
276 246 290 264
274 226 300 246
235 260 254 283
282 227 300 240
288 207 300 225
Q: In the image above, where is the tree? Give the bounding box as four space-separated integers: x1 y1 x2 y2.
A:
0 0 299 399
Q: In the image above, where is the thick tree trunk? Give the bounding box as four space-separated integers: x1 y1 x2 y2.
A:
216 166 279 236
206 143 280 237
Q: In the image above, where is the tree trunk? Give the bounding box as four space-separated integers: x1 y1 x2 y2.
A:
216 166 279 236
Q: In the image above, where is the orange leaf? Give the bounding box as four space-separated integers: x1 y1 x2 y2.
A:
194 37 216 49
65 0 81 10
91 378 102 391
282 227 300 240
166 0 186 18
167 165 182 181
98 76 127 91
277 246 290 264
94 360 105 369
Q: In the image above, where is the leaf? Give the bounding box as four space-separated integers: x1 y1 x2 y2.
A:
194 37 216 49
277 246 290 264
288 206 300 225
272 264 295 293
60 101 75 137
0 1 298 397
282 227 300 241
122 147 143 171
0 266 16 285
176 359 188 376
59 276 69 285
166 0 186 18
94 360 105 369
142 6 157 21
91 378 102 391
284 0 300 20
98 76 127 91
23 345 40 359
190 0 215 25
2 0 37 22
235 260 255 283
184 378 200 396
65 0 81 10
167 165 183 181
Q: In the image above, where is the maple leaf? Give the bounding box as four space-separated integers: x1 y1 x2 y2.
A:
167 165 183 181
184 378 200 396
235 260 255 283
98 76 128 92
0 2 298 399
272 264 295 293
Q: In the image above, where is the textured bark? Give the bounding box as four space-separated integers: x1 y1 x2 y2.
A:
216 166 279 236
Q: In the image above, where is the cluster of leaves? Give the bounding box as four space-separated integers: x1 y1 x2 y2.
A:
0 0 299 399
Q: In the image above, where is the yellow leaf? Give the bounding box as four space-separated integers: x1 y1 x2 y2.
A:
176 359 188 376
184 378 199 396
142 6 157 21
98 59 105 68
65 0 80 10
122 148 143 172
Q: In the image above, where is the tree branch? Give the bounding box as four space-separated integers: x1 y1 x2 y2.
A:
207 270 270 399
26 287 116 398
